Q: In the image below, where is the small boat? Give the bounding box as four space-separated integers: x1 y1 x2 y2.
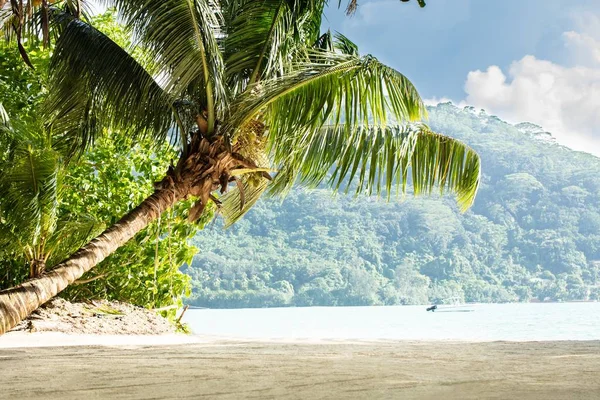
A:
426 296 475 312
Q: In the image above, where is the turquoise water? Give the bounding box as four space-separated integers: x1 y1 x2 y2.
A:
182 303 600 341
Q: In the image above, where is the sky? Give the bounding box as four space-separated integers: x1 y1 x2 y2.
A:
323 0 600 156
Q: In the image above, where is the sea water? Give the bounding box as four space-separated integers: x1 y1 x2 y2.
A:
182 302 600 341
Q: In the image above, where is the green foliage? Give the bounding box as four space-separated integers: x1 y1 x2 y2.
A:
47 19 175 155
3 5 479 315
265 123 479 212
186 104 600 307
0 14 207 315
50 12 214 312
223 0 324 87
0 43 49 125
47 2 480 215
60 133 213 312
0 43 100 283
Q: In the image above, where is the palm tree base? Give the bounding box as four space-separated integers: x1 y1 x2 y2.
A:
0 186 180 335
0 132 264 335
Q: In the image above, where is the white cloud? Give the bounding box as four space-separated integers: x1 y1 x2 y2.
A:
563 13 600 67
564 30 600 66
457 15 600 156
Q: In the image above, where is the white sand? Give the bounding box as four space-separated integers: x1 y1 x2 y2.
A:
11 298 179 336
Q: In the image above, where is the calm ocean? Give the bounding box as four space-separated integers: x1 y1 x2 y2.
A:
182 302 600 341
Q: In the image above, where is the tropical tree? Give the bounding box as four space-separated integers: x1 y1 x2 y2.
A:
0 108 100 282
0 14 204 313
0 0 480 334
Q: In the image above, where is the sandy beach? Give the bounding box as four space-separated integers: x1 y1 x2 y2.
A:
1 335 599 399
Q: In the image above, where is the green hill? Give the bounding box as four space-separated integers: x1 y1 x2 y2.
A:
184 103 600 307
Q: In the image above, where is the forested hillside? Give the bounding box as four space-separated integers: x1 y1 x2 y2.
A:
184 103 600 307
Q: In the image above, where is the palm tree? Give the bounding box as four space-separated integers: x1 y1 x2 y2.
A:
0 108 100 283
0 0 480 334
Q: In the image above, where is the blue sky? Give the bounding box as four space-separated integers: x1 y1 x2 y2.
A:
323 0 600 155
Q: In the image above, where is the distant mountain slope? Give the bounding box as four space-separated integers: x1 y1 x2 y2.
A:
184 103 600 307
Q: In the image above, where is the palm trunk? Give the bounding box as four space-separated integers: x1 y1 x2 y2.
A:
0 133 251 335
30 259 46 279
0 186 182 335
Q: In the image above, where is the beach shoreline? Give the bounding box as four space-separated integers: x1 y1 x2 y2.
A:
2 330 600 348
0 331 206 348
1 334 599 399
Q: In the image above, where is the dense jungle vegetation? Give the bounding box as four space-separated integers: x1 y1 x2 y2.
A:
185 103 600 307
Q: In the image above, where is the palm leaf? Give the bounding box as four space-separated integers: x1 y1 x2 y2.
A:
45 214 104 267
103 0 226 132
331 31 358 56
0 146 61 244
0 102 8 125
220 151 271 226
220 175 270 227
223 0 325 90
46 19 175 154
313 30 334 52
0 0 94 61
230 167 276 176
0 219 26 258
270 123 481 212
224 51 425 142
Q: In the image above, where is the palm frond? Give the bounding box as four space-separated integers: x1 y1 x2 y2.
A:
270 123 481 212
332 31 358 56
313 30 334 52
220 151 271 226
0 146 60 243
0 220 25 258
0 103 10 153
312 31 357 55
223 0 325 90
46 214 104 267
3 0 34 67
0 0 94 64
46 19 175 154
225 51 425 140
0 119 56 161
103 0 226 130
220 175 270 227
0 102 8 125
